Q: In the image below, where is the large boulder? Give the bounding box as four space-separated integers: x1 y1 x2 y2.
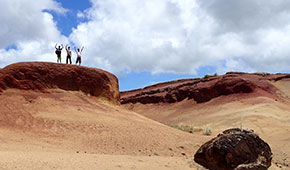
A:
194 128 272 170
0 62 120 104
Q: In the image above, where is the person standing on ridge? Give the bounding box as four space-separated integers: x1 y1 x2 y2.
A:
55 43 63 63
74 46 84 66
65 45 72 64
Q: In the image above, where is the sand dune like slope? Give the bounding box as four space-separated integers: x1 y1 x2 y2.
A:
0 62 207 169
121 73 290 169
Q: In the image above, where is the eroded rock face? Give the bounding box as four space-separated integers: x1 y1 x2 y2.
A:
194 128 272 170
0 62 120 104
121 73 287 105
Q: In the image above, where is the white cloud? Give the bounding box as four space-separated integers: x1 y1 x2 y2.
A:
0 0 68 67
69 0 213 75
68 0 290 75
2 0 290 75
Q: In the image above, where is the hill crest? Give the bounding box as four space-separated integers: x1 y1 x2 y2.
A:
121 73 290 104
0 62 120 104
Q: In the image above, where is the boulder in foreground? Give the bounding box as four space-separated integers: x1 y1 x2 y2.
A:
194 128 272 170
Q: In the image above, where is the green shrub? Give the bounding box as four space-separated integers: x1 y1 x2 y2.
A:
168 123 195 133
203 73 218 79
202 125 212 136
203 74 210 79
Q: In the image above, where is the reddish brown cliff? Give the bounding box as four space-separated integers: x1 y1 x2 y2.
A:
0 62 120 104
121 73 289 104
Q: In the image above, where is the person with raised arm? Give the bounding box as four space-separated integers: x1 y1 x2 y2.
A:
65 45 72 64
74 46 84 66
55 43 63 63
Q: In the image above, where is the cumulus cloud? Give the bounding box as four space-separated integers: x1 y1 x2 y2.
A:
0 0 68 67
2 0 290 75
69 0 212 74
68 0 290 75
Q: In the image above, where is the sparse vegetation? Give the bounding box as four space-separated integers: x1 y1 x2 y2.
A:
169 123 195 133
168 123 204 134
226 71 246 74
240 116 243 130
254 72 270 76
203 74 210 79
202 125 212 136
203 73 218 79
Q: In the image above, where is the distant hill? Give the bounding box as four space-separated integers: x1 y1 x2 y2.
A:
121 72 290 168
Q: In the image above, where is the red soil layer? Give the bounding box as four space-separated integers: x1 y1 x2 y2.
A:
121 73 290 104
0 62 120 104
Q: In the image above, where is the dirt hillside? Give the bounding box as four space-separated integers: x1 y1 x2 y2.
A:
0 62 208 169
121 73 290 169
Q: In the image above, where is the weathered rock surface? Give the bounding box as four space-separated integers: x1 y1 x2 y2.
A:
121 73 290 104
0 62 120 104
194 128 272 170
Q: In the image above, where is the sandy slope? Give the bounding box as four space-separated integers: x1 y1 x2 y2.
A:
122 80 290 169
0 89 211 169
1 63 289 169
0 151 196 170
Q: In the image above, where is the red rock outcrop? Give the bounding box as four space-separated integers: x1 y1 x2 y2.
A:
0 62 120 104
194 128 272 170
121 73 288 104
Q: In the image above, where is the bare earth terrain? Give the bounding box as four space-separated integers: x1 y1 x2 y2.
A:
0 89 209 169
1 63 290 169
0 62 208 169
121 73 290 169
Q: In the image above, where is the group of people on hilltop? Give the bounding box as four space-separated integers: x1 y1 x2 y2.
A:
55 44 84 65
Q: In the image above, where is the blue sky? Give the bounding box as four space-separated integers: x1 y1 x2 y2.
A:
1 0 290 91
46 0 91 37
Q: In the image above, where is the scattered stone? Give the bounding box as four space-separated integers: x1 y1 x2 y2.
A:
194 128 272 170
178 146 185 150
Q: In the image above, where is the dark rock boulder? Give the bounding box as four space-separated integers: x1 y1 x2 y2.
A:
194 128 272 170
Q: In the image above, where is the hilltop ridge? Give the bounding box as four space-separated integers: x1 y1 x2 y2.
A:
121 72 290 104
0 62 120 104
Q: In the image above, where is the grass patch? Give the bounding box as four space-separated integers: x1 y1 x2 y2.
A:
202 73 218 79
169 123 195 133
202 125 212 136
168 123 208 135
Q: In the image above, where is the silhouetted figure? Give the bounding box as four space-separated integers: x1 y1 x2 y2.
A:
65 45 72 64
55 44 63 63
74 46 84 66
